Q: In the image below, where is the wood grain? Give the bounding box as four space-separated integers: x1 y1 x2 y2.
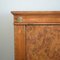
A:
26 25 60 60
11 11 60 23
14 26 25 60
11 11 60 60
11 11 60 15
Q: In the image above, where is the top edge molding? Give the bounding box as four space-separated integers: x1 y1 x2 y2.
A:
11 11 60 15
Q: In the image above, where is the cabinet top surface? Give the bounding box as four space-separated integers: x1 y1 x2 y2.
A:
11 11 60 15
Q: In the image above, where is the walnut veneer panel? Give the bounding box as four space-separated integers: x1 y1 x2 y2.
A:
26 25 60 60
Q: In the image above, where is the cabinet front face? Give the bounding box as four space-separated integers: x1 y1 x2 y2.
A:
11 11 60 60
14 24 60 60
25 25 60 60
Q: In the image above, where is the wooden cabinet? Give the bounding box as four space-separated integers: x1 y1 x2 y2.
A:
11 11 60 60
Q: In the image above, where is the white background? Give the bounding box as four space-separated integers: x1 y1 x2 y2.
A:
0 0 60 60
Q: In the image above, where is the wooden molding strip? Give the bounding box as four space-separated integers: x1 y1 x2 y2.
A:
11 11 60 15
14 22 60 26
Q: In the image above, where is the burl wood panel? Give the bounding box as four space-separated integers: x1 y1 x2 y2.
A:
26 25 60 60
14 26 25 60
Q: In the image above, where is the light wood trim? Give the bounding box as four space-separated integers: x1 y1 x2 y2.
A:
11 11 60 15
14 26 26 60
14 22 60 26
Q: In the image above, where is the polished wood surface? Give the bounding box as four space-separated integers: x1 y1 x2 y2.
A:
11 11 60 23
11 11 60 60
14 26 25 60
11 11 60 15
26 25 60 60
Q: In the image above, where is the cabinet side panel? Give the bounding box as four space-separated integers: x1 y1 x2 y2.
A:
14 25 25 60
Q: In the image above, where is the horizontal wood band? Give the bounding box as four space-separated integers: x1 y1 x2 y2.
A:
11 11 60 15
14 22 60 26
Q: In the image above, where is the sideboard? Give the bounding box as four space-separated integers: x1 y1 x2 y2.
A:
11 11 60 60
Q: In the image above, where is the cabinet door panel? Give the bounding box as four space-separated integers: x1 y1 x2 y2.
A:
25 25 60 60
